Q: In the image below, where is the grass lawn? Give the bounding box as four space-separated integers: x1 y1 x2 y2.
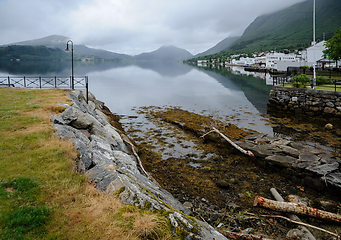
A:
283 83 341 92
0 88 173 240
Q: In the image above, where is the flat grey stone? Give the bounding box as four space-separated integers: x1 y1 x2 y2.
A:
235 141 255 150
265 155 298 168
293 162 316 172
278 145 300 158
298 154 320 162
289 142 305 150
250 145 276 158
300 148 323 155
257 136 280 144
306 163 339 176
271 139 291 146
244 134 265 141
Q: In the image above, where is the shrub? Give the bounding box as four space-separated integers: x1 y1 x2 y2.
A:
292 74 310 88
316 76 333 85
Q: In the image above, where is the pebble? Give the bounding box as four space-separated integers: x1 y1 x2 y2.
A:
183 201 193 209
286 229 305 239
325 123 333 130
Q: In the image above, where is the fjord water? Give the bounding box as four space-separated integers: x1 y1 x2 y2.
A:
0 60 274 135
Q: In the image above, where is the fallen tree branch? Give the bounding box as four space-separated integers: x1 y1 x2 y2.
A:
270 188 315 240
254 196 341 225
201 127 254 157
246 213 340 239
123 139 151 179
217 230 268 240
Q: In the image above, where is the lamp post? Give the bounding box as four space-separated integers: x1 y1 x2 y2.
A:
65 40 74 90
313 0 316 89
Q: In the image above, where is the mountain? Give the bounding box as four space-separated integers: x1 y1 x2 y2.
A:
2 35 132 61
134 45 193 62
226 0 341 54
194 36 240 58
0 45 69 61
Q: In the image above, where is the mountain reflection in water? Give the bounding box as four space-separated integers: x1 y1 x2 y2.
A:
0 60 274 135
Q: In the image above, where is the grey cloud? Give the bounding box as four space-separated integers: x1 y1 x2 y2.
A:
0 0 306 55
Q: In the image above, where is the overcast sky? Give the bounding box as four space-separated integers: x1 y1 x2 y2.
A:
0 0 305 55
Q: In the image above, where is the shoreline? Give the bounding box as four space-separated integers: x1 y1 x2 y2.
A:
53 89 341 239
52 89 227 239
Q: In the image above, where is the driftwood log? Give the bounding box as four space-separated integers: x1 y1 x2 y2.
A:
123 139 151 179
201 127 255 157
270 188 316 240
254 196 341 225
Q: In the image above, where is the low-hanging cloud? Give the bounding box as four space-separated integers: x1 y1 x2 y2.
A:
0 0 306 55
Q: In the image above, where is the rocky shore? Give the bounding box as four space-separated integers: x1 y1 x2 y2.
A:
51 90 227 240
237 134 341 195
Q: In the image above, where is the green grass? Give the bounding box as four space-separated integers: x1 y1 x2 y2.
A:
0 178 51 240
316 85 341 91
283 83 341 92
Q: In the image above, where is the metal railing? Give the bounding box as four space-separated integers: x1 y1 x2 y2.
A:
272 73 341 91
272 74 290 87
0 76 89 102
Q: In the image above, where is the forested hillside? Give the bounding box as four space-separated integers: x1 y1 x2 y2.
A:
1 35 130 61
189 0 341 61
0 45 69 61
228 0 341 54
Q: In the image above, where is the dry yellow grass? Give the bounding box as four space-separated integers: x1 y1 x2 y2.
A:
0 88 174 240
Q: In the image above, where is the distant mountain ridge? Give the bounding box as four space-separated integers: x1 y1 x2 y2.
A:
4 0 341 63
194 36 240 58
134 45 193 62
1 35 132 61
1 35 193 62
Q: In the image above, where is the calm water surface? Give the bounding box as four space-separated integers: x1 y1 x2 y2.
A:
0 60 274 135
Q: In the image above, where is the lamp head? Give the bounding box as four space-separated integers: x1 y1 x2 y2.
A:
65 44 70 52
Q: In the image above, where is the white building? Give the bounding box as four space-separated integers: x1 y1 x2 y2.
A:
265 52 298 69
255 56 266 66
301 40 326 66
197 60 209 66
231 57 255 66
